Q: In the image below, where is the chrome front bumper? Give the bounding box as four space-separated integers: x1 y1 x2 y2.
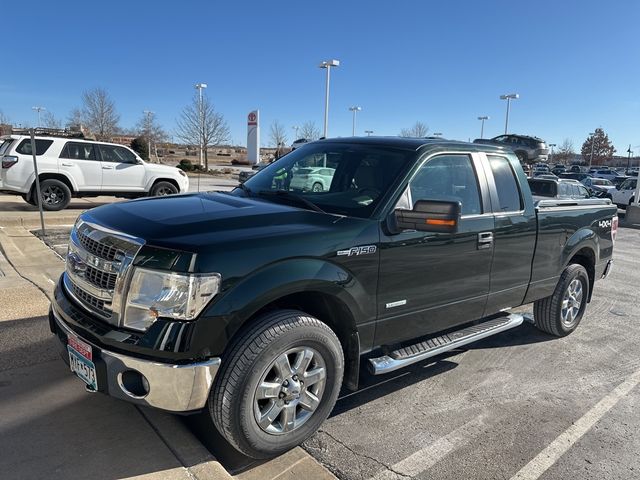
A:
52 309 220 412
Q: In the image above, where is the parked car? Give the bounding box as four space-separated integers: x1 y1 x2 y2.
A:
582 177 617 195
612 175 630 188
49 137 617 459
291 138 310 150
609 177 638 208
473 134 548 164
0 134 188 210
591 168 618 181
239 164 267 183
568 165 584 173
528 177 592 200
551 165 566 175
558 172 591 182
288 166 335 192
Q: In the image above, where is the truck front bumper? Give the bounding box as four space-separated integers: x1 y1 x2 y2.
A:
50 307 220 412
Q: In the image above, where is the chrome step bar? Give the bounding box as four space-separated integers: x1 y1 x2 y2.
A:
368 313 525 375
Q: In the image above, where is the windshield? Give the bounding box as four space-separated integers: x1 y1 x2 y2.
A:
238 142 415 217
593 178 612 186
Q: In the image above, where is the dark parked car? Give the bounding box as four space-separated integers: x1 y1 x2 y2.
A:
558 172 591 182
473 134 548 163
528 177 592 200
238 164 267 183
50 137 617 459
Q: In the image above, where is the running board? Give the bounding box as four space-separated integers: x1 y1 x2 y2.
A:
368 313 525 375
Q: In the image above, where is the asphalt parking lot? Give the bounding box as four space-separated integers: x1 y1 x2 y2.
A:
303 226 640 480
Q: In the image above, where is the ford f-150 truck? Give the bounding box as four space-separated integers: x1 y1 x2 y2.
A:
49 137 617 458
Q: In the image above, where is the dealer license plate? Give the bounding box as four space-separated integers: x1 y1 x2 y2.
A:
67 335 97 391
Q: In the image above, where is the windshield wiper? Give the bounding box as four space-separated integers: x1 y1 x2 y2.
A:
257 190 326 213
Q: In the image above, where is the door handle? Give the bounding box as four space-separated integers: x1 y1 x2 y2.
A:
102 165 114 169
477 232 494 250
61 162 73 167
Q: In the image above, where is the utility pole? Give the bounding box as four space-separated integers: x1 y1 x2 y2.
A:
588 131 596 169
319 59 340 138
349 106 362 136
477 116 489 139
549 143 556 164
499 94 519 134
195 83 207 168
143 110 154 162
627 145 632 173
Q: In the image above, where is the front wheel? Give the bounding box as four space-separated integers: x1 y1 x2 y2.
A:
533 264 589 337
150 181 178 196
210 310 344 458
311 182 323 192
39 179 72 211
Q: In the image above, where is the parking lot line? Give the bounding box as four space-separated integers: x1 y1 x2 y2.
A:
510 366 640 480
369 415 487 480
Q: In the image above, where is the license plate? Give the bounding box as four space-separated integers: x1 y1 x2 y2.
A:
67 335 97 391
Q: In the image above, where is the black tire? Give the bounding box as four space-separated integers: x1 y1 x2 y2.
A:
210 309 344 459
38 179 71 211
150 181 178 196
311 182 323 192
533 264 589 337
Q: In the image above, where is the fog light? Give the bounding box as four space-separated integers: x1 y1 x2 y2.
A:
118 370 150 398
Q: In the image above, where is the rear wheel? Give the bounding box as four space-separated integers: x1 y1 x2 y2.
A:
210 309 344 458
39 179 71 211
150 181 178 196
311 182 323 192
533 264 589 337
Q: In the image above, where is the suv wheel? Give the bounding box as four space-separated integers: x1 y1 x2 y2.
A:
311 182 323 192
210 309 344 458
150 181 178 196
533 264 589 336
39 179 71 211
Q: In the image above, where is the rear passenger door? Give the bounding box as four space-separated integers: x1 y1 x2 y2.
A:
481 154 537 314
58 142 102 191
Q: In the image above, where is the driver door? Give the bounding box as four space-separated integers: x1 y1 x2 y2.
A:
98 144 146 192
375 153 495 346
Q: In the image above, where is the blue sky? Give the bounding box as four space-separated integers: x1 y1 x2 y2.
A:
2 0 639 153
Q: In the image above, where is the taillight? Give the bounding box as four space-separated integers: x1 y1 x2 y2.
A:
612 215 618 243
1 156 18 169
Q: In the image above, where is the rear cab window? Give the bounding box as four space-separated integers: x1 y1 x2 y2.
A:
488 155 523 212
60 142 97 161
15 139 54 156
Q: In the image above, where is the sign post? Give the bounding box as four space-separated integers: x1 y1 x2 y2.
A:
29 129 46 236
247 110 260 165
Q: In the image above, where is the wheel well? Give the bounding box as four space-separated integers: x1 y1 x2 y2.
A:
568 247 595 301
30 173 75 197
151 178 180 192
240 291 361 390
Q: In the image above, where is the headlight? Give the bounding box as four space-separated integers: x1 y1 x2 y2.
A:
124 267 221 331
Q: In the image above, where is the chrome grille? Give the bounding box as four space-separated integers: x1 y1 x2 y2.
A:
84 265 117 290
64 219 144 327
71 282 107 313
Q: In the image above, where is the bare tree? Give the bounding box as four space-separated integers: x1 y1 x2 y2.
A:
81 87 120 140
175 92 230 170
300 121 320 140
42 111 62 129
554 138 575 164
136 111 168 161
269 120 288 147
67 107 83 129
399 121 429 137
0 110 10 125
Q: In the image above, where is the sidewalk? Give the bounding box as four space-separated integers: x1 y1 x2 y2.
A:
0 219 336 480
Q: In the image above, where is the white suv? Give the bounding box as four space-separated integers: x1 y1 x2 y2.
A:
0 135 188 210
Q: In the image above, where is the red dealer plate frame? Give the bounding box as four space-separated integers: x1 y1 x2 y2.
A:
67 335 97 391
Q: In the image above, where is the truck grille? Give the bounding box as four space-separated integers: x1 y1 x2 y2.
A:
64 219 143 326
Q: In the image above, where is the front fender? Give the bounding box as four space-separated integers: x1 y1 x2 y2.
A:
194 258 372 357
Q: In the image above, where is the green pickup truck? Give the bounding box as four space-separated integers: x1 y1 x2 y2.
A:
50 137 617 458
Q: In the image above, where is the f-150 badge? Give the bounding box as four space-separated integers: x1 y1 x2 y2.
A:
337 245 377 256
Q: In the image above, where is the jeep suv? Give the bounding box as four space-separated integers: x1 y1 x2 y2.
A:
0 134 188 210
473 134 548 164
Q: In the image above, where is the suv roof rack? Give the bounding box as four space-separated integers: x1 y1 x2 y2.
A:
10 127 85 139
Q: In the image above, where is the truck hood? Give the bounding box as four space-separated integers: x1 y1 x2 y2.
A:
82 192 354 252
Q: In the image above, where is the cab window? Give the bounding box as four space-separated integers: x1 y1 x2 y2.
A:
60 142 96 161
408 154 482 215
488 156 523 211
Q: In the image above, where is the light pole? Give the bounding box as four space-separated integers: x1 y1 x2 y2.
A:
349 106 362 136
432 132 443 137
292 125 299 140
627 145 632 173
499 93 519 134
319 59 340 138
365 130 373 136
477 116 489 139
32 106 46 127
588 131 596 169
143 110 154 161
194 83 207 167
548 143 556 164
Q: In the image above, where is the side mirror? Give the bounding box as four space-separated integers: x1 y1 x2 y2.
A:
394 200 461 234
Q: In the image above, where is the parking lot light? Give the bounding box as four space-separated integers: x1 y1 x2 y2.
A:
365 130 374 136
32 106 46 127
549 143 556 164
589 132 596 169
349 106 362 136
477 116 489 139
195 83 207 167
499 94 519 134
319 59 340 138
